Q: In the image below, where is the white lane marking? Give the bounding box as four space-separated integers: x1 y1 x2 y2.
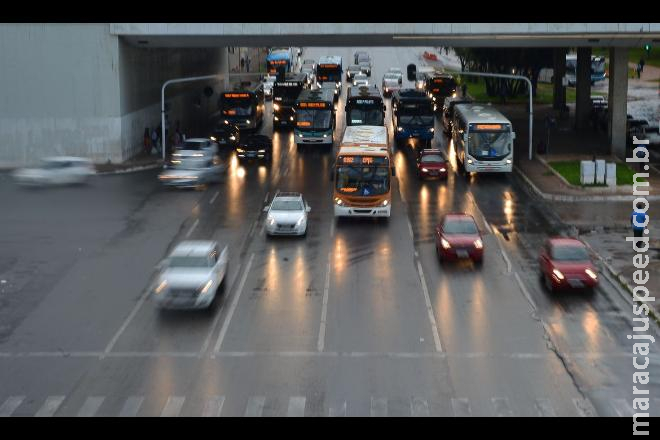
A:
491 397 514 417
317 253 332 352
407 218 414 238
35 396 65 417
329 219 335 237
514 272 539 312
244 396 265 417
500 248 512 273
0 396 25 417
573 398 597 417
119 396 144 417
483 221 493 234
160 396 185 417
370 397 387 417
467 192 491 234
213 253 255 354
287 397 306 417
247 219 257 239
185 219 199 238
76 396 105 417
209 191 219 205
202 396 225 417
451 398 472 417
410 397 430 417
610 398 634 417
534 398 557 417
328 401 347 417
416 260 443 352
103 288 152 357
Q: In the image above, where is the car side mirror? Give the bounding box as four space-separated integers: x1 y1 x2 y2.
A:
511 132 516 140
262 206 269 213
155 258 168 271
306 206 311 212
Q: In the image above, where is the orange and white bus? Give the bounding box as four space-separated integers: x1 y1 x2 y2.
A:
333 125 394 218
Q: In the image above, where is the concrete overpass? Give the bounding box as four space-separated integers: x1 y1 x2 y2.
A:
1 23 658 166
112 23 660 47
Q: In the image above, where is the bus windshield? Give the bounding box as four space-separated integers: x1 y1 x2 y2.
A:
398 102 433 125
347 107 384 125
296 108 332 130
222 97 253 116
336 165 390 196
274 85 302 104
468 130 511 159
428 78 457 95
317 66 341 83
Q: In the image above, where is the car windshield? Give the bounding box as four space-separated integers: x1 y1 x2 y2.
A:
468 130 511 159
347 108 384 126
420 154 444 163
40 160 69 169
443 219 478 234
271 200 303 211
552 245 589 261
180 141 208 150
336 166 390 196
384 74 399 80
168 256 211 268
296 109 332 130
349 66 361 72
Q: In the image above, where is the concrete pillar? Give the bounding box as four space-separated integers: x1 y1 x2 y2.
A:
222 47 229 91
575 47 592 130
608 47 629 159
552 48 567 111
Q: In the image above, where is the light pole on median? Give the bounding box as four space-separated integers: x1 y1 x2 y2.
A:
161 74 223 166
457 71 534 160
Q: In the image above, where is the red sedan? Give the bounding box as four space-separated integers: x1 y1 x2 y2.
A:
538 237 598 292
417 149 449 180
435 213 483 265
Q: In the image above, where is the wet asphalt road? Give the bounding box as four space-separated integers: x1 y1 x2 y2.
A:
0 47 658 417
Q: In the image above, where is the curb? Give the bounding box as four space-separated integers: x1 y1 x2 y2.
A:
513 165 660 202
96 163 162 175
582 239 660 327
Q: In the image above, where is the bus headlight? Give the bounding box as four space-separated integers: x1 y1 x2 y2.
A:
273 103 280 111
210 136 217 141
236 148 244 153
432 96 436 101
441 238 451 249
229 135 236 141
430 127 434 132
467 159 473 164
452 92 457 98
506 159 512 164
245 120 251 124
323 134 329 138
397 127 403 132
335 198 343 206
381 200 389 207
224 120 229 125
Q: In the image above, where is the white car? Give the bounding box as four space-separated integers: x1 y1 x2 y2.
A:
263 74 276 99
158 156 227 188
263 192 311 236
301 64 316 85
387 67 403 84
153 240 228 310
382 73 402 97
172 138 219 160
353 73 369 87
12 156 95 186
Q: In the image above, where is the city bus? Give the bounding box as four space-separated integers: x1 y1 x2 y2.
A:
273 72 308 130
218 81 265 132
333 125 394 218
294 88 336 150
391 89 435 149
316 56 343 94
345 85 385 127
267 47 295 77
451 104 515 174
424 73 458 112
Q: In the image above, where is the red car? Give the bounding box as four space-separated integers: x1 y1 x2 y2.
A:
417 149 449 180
538 237 598 292
435 213 483 265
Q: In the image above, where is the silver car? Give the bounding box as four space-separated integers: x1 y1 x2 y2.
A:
263 192 311 236
12 156 95 186
153 240 228 310
172 138 219 160
263 74 276 100
346 64 362 81
353 73 369 87
382 73 402 97
158 156 227 188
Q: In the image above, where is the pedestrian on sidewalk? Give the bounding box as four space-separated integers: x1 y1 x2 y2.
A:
631 202 648 238
636 63 642 79
639 58 645 74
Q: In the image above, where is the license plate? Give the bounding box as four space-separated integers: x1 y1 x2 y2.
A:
456 250 469 259
568 279 584 288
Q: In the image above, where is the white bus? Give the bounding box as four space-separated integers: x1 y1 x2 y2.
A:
451 104 515 174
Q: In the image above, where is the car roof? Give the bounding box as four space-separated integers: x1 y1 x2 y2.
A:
420 149 446 157
274 191 302 198
170 240 217 257
444 213 476 221
548 237 585 247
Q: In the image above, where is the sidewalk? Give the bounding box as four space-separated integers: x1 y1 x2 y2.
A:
95 151 162 174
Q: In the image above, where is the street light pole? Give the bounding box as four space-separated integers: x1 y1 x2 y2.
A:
457 71 534 160
161 74 222 166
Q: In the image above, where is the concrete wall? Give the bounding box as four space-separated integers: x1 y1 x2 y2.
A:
117 40 225 159
0 24 122 166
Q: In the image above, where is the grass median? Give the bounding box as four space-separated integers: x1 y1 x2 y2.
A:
548 160 643 186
